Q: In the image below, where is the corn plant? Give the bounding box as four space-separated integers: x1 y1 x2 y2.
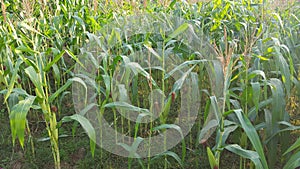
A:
198 0 300 169
0 0 103 168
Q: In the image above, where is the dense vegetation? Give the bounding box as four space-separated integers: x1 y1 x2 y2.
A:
0 0 300 168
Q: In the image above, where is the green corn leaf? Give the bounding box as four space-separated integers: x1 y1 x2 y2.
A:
117 137 144 158
104 101 150 114
207 147 218 169
161 95 172 123
267 78 287 167
7 93 19 111
65 49 85 68
203 98 211 122
49 77 86 103
73 15 86 32
135 111 152 124
164 23 189 43
225 144 263 169
208 60 224 98
251 82 260 114
198 119 218 144
165 60 207 79
198 96 221 144
52 63 61 85
152 124 186 162
15 45 37 55
134 112 153 138
234 109 269 169
20 57 38 71
126 62 157 87
152 124 183 138
265 121 300 144
171 65 196 93
143 44 162 61
117 84 130 102
269 78 285 121
272 13 284 30
49 80 71 103
61 114 96 157
247 70 266 80
274 47 291 95
221 125 238 146
77 103 98 116
248 98 273 120
44 50 65 72
151 151 183 167
283 151 300 169
283 137 300 156
4 58 23 102
108 28 122 47
6 88 29 97
19 22 46 37
9 95 36 147
24 66 45 98
102 74 110 98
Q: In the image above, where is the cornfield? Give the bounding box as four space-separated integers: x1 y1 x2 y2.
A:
0 0 300 169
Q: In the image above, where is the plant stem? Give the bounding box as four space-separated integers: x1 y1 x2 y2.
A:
215 58 231 167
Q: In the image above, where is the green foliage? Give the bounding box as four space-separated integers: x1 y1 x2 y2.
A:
0 0 300 168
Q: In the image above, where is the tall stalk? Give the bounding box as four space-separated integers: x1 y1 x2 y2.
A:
214 28 233 167
38 54 61 169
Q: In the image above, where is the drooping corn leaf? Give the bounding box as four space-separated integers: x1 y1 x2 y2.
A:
9 95 36 147
225 144 263 169
152 123 186 161
61 114 96 157
150 151 183 167
198 96 221 144
265 121 300 144
24 66 45 98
